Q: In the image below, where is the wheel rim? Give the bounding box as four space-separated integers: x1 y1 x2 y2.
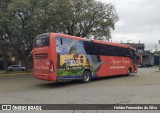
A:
128 69 131 75
84 73 90 82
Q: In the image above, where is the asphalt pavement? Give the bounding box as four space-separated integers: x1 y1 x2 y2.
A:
0 68 160 113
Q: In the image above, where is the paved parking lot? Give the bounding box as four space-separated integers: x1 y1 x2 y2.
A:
0 67 160 113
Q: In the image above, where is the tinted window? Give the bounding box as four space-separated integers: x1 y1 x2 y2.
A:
83 41 96 55
33 33 50 48
83 41 132 58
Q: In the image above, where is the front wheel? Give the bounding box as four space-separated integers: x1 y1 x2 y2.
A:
127 68 132 76
82 71 91 83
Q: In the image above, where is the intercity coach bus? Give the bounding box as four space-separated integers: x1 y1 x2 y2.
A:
32 33 139 83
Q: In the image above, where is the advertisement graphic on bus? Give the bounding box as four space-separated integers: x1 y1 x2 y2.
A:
56 37 93 79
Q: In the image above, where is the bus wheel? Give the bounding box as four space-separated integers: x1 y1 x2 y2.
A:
127 68 132 76
82 71 91 83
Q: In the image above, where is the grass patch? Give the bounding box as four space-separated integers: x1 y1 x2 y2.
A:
0 71 33 76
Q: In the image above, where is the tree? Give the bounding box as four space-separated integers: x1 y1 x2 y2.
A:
0 0 119 69
0 0 41 70
0 39 12 72
42 0 119 40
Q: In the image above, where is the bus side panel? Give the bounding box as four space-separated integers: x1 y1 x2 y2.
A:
91 56 134 77
107 56 134 76
83 41 136 77
55 37 94 80
54 36 136 80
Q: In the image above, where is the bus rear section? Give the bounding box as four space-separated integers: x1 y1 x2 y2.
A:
32 33 56 81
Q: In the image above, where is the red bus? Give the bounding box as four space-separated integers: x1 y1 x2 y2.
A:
32 33 139 83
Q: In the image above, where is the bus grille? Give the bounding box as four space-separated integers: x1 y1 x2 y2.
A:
35 53 48 59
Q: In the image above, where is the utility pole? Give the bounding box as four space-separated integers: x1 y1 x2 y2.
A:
155 44 158 52
159 40 160 71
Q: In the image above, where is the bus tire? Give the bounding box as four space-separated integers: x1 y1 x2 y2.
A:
82 71 91 83
127 68 132 76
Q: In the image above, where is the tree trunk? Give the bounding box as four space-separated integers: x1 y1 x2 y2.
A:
3 57 9 73
23 57 29 71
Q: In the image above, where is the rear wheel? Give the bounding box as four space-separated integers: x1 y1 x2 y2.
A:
82 71 91 83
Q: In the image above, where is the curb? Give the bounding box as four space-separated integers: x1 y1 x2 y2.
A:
155 71 160 72
0 72 33 76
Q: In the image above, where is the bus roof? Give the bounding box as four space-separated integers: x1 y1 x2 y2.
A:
51 33 135 50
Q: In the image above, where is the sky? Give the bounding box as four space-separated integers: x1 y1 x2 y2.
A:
100 0 160 51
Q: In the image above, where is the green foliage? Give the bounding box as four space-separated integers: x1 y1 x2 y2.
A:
0 0 41 69
0 0 119 68
42 0 119 40
57 68 83 76
0 40 11 60
0 39 12 72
